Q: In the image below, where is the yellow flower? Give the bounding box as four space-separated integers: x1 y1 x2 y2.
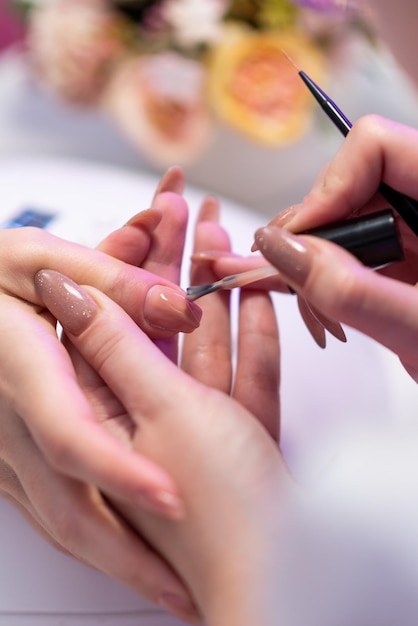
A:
207 26 325 146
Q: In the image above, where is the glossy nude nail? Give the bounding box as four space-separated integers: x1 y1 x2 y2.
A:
254 226 313 288
251 207 299 252
34 270 98 335
144 285 202 332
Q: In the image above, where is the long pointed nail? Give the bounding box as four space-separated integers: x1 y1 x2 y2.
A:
297 295 326 349
255 226 312 289
144 285 202 332
34 270 98 336
309 304 347 343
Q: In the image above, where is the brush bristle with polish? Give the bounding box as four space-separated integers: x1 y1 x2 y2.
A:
280 48 300 71
186 265 279 301
186 282 223 301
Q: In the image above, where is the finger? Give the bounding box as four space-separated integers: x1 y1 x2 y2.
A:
152 166 185 202
268 115 418 233
143 192 189 284
0 298 184 520
142 192 190 361
96 207 162 265
34 271 197 432
96 166 185 265
182 197 233 392
0 227 200 338
255 224 418 376
190 251 290 293
9 434 198 623
234 290 280 441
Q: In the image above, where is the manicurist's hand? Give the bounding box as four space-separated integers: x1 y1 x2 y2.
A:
269 115 418 284
35 197 294 626
254 116 418 379
0 168 201 622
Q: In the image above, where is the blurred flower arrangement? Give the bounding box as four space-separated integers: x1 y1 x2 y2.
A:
11 0 373 166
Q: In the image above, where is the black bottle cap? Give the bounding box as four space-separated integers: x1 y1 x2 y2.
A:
303 209 404 268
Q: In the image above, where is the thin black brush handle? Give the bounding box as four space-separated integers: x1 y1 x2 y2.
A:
299 70 418 236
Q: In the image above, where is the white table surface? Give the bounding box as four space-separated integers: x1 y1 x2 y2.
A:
0 157 416 626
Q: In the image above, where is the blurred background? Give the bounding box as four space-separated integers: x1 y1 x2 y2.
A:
0 0 418 217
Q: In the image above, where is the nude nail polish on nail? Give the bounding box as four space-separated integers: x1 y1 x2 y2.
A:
138 489 185 520
271 206 298 228
34 269 98 335
144 285 202 332
125 208 162 232
158 592 199 620
154 166 184 197
254 227 312 288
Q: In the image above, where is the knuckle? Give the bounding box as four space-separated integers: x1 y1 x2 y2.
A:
89 323 129 378
192 343 230 369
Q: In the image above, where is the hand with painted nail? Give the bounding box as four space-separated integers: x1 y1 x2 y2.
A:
270 115 418 287
252 115 418 378
0 169 202 622
195 116 418 354
34 197 294 626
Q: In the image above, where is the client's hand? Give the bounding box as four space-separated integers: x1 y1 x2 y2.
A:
35 199 294 626
0 169 201 621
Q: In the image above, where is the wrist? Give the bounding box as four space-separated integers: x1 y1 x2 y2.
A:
196 477 296 626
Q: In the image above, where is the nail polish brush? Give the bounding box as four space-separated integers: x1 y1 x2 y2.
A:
187 209 403 301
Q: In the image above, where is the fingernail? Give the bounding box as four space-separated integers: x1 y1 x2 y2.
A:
153 166 184 200
34 270 98 335
198 195 220 222
251 206 299 252
310 304 347 344
125 208 162 232
138 489 185 520
297 295 326 349
191 250 239 263
144 285 202 332
254 226 313 288
158 592 199 620
271 205 299 228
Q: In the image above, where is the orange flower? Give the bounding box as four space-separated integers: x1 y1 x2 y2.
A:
207 26 325 146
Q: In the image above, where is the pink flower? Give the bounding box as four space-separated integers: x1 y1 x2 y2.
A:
27 0 127 105
102 52 213 166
